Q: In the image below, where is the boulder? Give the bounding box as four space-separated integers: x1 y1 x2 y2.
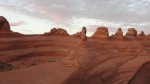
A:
91 27 109 40
0 16 10 32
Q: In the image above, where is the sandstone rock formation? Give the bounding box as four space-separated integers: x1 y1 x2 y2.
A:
63 27 88 68
0 16 10 32
0 16 24 38
62 39 150 84
81 27 87 41
114 28 124 40
1 20 150 84
72 27 87 39
91 27 109 40
44 28 69 36
138 31 145 37
125 28 137 38
80 27 88 48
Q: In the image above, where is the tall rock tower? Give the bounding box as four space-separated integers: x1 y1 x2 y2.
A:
80 27 88 48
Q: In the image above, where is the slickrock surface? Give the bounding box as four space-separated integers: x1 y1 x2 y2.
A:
0 36 79 84
0 33 150 84
129 61 150 84
1 32 150 84
62 39 150 84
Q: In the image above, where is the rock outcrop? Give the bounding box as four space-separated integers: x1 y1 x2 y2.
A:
80 27 88 48
44 28 69 36
125 28 137 38
0 16 24 38
114 28 124 40
0 16 10 32
81 27 87 41
91 27 109 40
138 31 145 37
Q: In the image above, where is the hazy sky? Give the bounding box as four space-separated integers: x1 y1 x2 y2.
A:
1 0 150 36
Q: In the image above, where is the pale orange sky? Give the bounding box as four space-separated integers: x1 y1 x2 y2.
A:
0 0 150 36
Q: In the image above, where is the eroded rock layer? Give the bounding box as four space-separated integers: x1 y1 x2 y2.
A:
63 39 150 84
129 61 150 84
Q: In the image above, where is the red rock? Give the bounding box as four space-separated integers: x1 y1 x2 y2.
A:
138 31 145 37
129 61 150 84
79 40 89 48
80 27 88 48
125 28 137 38
51 28 69 35
0 16 10 32
44 28 69 36
0 16 24 38
91 27 109 40
81 27 87 41
114 28 123 39
1 22 150 84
